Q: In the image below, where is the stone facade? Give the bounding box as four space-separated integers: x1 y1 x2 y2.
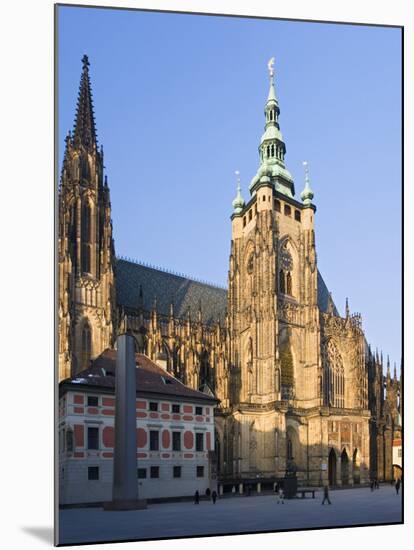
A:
58 56 401 489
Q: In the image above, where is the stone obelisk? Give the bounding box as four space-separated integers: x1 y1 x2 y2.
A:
104 333 147 510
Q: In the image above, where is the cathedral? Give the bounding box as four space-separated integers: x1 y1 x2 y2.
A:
58 55 401 488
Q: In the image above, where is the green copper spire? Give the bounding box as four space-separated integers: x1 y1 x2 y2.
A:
300 161 314 206
232 170 245 215
249 57 295 198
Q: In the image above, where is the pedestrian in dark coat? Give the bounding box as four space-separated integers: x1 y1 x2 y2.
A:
370 480 375 491
194 490 200 504
395 479 401 495
212 490 217 504
206 488 211 500
321 485 331 505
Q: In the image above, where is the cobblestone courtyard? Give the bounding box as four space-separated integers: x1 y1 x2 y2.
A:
59 485 402 545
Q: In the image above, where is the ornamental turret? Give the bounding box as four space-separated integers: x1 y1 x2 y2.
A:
300 161 315 206
232 170 245 215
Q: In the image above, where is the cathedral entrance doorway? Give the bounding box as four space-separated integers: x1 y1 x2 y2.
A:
328 448 337 486
341 449 350 486
352 449 360 484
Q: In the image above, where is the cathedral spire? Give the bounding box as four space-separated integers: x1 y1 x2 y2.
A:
73 54 97 150
249 57 295 198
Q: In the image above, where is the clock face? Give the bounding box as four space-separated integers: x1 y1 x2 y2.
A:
280 247 293 271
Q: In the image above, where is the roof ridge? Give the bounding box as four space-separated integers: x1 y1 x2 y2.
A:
116 255 227 291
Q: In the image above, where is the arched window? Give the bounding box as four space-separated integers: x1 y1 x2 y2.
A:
279 269 285 294
323 340 345 408
286 272 292 295
287 437 293 459
81 202 92 274
81 321 92 370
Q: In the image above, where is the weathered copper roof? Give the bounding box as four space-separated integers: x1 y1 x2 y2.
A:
60 349 218 404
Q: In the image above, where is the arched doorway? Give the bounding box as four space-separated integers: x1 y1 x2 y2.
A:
328 448 337 486
353 449 361 484
341 449 349 486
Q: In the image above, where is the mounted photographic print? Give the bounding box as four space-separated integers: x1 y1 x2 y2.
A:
56 3 403 545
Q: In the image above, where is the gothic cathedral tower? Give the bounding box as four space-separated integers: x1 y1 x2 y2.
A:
228 59 320 409
58 55 116 380
221 58 322 480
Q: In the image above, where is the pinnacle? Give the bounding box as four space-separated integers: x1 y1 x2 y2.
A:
73 54 97 150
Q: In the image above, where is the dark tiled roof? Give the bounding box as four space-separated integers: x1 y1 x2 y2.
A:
116 259 337 320
60 349 218 404
317 270 339 315
115 259 227 324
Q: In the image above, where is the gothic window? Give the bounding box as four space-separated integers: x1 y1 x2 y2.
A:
81 156 91 182
280 342 294 389
286 272 292 295
284 204 291 217
323 340 345 408
274 199 281 212
81 202 92 274
279 245 294 296
279 269 285 294
294 210 301 222
81 321 92 370
287 437 293 459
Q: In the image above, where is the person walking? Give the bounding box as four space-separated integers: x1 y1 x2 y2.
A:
370 480 375 492
194 490 200 504
206 488 211 500
212 490 217 504
277 487 285 504
395 478 401 495
321 485 331 505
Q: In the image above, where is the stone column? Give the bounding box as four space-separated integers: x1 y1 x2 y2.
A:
104 333 146 510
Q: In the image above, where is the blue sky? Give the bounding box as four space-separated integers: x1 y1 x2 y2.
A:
57 6 402 370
